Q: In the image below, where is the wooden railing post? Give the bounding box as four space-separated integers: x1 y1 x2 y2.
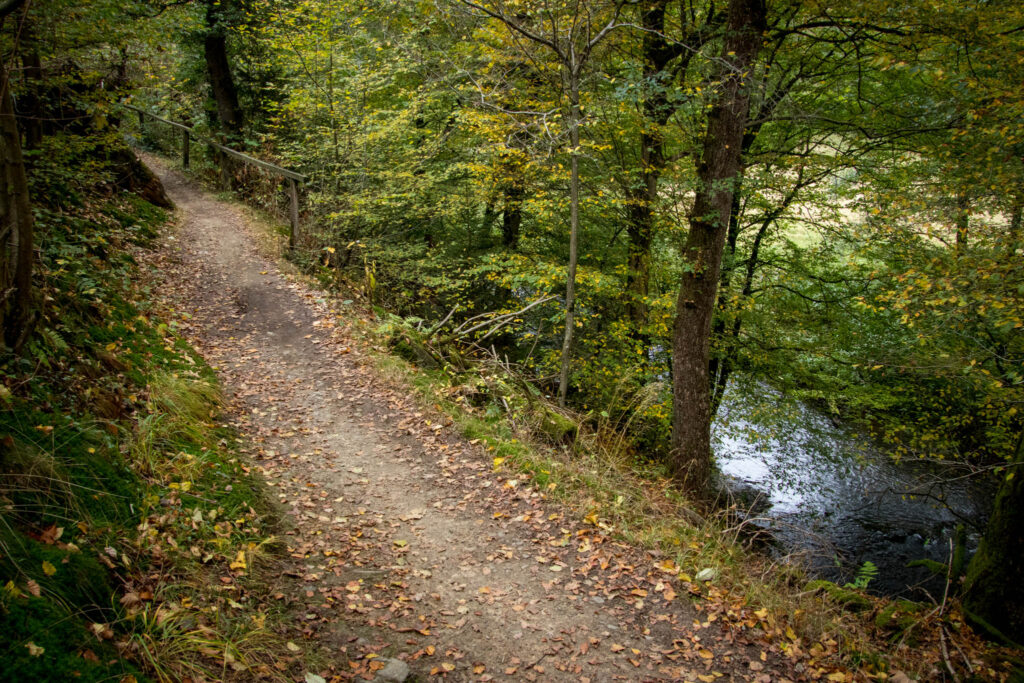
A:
138 109 145 131
287 178 299 250
123 105 307 249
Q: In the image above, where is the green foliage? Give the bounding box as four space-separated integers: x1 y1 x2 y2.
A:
124 0 1024 482
805 580 873 612
845 561 879 591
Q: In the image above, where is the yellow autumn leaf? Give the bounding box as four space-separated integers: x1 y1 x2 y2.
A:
229 551 247 571
41 561 57 576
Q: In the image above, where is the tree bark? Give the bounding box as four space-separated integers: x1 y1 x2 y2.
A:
203 0 244 188
670 0 765 494
479 199 498 248
19 43 42 149
557 73 581 408
0 67 35 351
623 1 705 331
955 190 969 252
501 185 523 249
204 0 244 135
963 432 1024 646
1009 193 1022 242
624 2 670 330
708 183 744 403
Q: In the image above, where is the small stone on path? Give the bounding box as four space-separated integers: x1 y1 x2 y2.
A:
374 657 410 682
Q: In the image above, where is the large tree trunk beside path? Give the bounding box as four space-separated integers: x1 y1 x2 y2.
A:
670 0 766 495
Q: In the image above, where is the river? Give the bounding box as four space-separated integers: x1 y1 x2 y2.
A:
712 384 994 598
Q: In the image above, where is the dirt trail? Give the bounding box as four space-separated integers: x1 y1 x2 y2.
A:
142 156 791 683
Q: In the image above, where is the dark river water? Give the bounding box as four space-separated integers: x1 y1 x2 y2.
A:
712 385 994 598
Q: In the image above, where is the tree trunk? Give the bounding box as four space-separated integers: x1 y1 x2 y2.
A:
501 185 523 249
955 190 969 252
1009 193 1022 242
963 432 1024 646
708 183 744 403
557 74 582 408
203 0 244 187
623 1 704 332
0 67 35 351
624 2 671 329
625 200 653 328
204 1 244 135
670 0 765 494
710 211 770 416
19 44 42 149
479 199 498 248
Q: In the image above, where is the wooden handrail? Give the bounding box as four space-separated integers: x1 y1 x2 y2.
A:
127 103 305 249
125 104 307 181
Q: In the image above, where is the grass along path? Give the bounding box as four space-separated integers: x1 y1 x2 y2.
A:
141 154 806 683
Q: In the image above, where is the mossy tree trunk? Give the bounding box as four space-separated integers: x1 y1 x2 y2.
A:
670 0 765 494
0 66 35 351
963 432 1024 645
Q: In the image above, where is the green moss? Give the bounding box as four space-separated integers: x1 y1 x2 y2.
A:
0 594 150 682
873 599 926 644
805 580 873 612
535 407 578 444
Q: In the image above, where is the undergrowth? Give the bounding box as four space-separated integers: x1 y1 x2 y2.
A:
0 137 287 681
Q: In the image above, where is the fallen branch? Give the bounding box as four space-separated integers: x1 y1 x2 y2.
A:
939 625 960 682
437 296 555 344
424 305 458 337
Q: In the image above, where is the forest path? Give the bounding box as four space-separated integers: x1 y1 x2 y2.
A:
141 155 787 683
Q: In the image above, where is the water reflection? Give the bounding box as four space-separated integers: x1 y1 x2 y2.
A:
712 384 993 597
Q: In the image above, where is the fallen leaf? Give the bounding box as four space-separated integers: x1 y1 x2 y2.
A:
39 525 64 545
230 551 247 571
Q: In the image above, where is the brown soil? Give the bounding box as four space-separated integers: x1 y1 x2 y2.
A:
141 155 797 683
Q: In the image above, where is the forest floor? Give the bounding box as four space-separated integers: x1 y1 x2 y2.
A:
139 155 817 682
